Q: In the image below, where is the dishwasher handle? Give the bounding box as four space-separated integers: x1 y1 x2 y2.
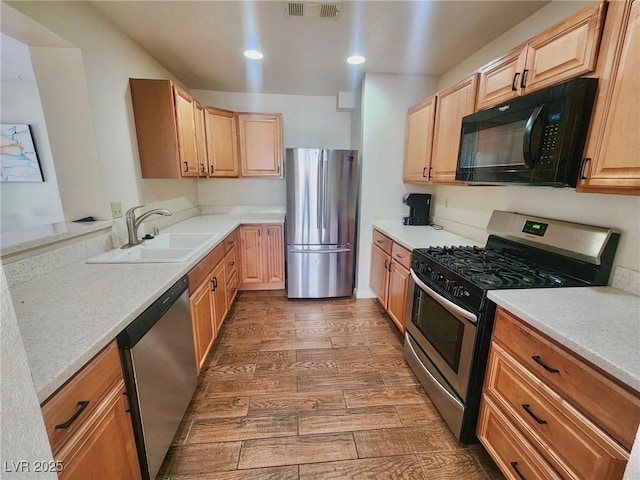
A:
117 276 189 348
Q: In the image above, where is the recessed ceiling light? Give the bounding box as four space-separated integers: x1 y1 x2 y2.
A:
347 55 366 65
244 49 264 60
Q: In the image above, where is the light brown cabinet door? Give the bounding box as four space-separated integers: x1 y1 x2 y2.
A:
523 1 607 93
387 261 409 333
194 101 208 177
205 107 239 177
370 243 390 309
238 113 283 178
403 95 436 183
173 86 199 177
476 47 527 111
239 225 264 285
56 382 142 480
189 278 215 374
580 0 640 195
431 74 478 183
211 261 228 333
265 224 285 287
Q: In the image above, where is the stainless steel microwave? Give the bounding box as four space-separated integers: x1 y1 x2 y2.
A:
455 78 598 187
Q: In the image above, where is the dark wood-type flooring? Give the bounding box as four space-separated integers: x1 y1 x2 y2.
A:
157 290 505 479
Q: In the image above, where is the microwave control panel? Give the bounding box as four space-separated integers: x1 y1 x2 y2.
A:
539 114 561 165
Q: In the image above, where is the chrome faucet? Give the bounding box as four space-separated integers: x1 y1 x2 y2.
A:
122 205 172 248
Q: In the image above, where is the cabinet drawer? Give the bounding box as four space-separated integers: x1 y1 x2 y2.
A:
41 342 122 456
224 229 239 254
372 229 392 255
486 343 628 479
493 307 640 450
187 243 224 295
391 242 411 270
224 245 238 279
478 395 561 480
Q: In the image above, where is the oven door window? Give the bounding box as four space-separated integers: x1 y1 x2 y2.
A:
412 290 465 373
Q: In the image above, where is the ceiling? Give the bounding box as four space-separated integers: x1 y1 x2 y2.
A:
91 1 550 97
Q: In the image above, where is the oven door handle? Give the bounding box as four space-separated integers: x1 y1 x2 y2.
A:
410 269 477 324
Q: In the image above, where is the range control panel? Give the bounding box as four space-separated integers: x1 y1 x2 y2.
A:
522 220 549 237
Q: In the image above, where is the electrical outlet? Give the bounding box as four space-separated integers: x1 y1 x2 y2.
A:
111 201 123 219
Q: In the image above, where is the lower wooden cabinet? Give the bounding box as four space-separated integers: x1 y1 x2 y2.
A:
41 342 141 480
369 229 411 333
211 260 228 333
189 276 216 374
239 224 284 290
478 307 637 480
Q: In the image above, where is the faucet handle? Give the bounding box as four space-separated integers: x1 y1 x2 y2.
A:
125 205 145 217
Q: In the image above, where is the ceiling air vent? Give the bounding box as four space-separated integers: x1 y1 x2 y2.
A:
285 2 341 19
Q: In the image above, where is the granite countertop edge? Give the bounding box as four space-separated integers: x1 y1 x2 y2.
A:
9 213 284 403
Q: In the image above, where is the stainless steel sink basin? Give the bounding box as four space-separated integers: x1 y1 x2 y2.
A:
86 232 219 264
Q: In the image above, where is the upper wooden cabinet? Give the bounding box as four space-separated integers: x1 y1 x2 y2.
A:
205 107 239 177
476 1 607 111
130 78 199 178
403 95 436 183
194 101 208 177
431 74 478 184
579 0 640 195
237 113 284 178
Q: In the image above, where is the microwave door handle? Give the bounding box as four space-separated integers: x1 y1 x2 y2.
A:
523 105 544 168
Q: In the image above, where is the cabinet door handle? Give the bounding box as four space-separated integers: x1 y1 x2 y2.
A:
396 253 404 259
229 261 235 266
227 240 234 245
213 277 218 289
521 404 547 424
428 166 432 180
210 165 215 175
512 72 521 91
520 69 528 89
422 167 427 178
55 401 89 429
510 462 528 480
579 158 591 180
531 355 559 373
200 163 205 173
384 259 389 270
211 278 215 291
183 161 189 172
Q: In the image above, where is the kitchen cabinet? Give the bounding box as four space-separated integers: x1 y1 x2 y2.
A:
237 113 284 178
204 106 239 177
477 307 639 479
194 101 208 177
579 0 640 195
41 342 141 480
129 78 199 178
189 275 215 374
224 228 240 305
211 260 228 333
430 74 478 184
239 224 285 290
369 229 411 332
402 95 436 183
476 1 607 110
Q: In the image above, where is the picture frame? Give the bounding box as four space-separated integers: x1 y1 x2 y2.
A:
0 123 44 182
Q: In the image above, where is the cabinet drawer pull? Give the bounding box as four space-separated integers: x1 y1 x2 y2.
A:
511 72 521 91
531 355 559 373
183 161 188 172
229 261 235 266
521 404 547 424
227 240 234 245
510 461 528 480
376 239 384 244
55 401 89 429
395 253 404 258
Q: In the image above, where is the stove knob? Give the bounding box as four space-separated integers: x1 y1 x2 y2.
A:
453 286 466 298
444 280 455 292
431 272 444 282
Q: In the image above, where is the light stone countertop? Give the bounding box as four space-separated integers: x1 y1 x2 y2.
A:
488 287 640 393
371 217 483 250
9 213 284 403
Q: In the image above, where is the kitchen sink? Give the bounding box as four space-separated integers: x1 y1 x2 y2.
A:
86 232 219 264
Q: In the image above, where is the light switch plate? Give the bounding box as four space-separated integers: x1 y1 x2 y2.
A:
111 201 123 218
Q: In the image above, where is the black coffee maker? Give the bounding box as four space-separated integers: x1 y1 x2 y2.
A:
402 193 431 225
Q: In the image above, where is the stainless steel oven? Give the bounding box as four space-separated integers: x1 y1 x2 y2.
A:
403 210 620 444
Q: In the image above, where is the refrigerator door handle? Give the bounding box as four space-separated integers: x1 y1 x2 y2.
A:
317 152 324 231
289 248 352 254
323 151 330 230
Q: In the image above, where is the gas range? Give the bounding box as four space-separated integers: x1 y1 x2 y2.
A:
403 210 620 444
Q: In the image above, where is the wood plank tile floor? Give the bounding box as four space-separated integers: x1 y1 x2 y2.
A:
157 290 505 480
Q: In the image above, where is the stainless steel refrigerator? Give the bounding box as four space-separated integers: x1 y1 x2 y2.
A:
286 148 358 298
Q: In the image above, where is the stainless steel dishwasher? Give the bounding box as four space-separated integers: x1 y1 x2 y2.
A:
118 276 197 480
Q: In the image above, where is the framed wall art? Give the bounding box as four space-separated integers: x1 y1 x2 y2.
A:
0 124 44 182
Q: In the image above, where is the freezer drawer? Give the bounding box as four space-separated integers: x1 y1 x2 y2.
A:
287 245 354 298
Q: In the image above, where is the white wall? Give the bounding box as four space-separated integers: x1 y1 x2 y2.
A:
191 90 353 207
427 0 640 277
0 80 65 231
355 73 438 297
7 1 198 223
